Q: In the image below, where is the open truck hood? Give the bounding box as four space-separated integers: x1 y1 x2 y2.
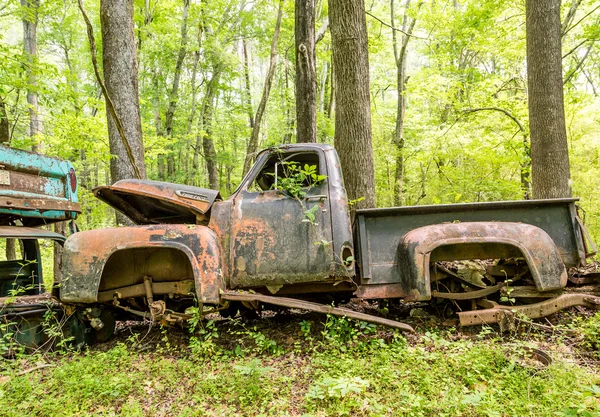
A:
93 179 221 224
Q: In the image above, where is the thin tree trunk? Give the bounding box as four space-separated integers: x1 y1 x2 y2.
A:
329 0 376 209
0 96 9 144
326 58 334 118
242 39 255 129
165 0 191 176
99 0 147 223
201 71 220 190
21 0 43 153
526 0 571 198
391 0 421 206
242 0 285 176
187 21 203 135
295 0 317 143
283 55 295 144
319 60 329 113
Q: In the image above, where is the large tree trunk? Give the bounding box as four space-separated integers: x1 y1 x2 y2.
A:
526 0 571 199
295 0 317 143
242 0 285 176
165 0 191 176
100 0 146 223
329 0 376 209
21 0 43 153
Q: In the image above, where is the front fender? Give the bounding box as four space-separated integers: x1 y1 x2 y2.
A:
398 222 568 301
60 224 224 304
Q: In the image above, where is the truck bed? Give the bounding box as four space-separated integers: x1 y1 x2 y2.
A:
355 198 586 285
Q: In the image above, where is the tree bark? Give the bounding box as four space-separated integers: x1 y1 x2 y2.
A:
242 0 285 176
21 0 43 153
526 0 572 199
5 239 17 261
165 0 191 176
295 0 317 143
100 0 146 182
100 0 146 224
329 0 376 209
0 96 9 144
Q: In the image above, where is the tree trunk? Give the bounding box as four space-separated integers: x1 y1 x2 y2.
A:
21 0 43 153
526 0 571 199
242 0 285 176
165 0 191 176
391 0 421 206
329 0 376 209
242 39 255 129
326 58 335 119
295 0 317 143
0 96 9 144
5 239 17 261
53 221 65 287
201 72 220 190
100 0 147 224
187 21 203 134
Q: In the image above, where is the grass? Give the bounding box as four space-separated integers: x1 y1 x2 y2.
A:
1 311 599 417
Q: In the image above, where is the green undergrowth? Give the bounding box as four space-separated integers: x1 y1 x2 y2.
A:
1 313 600 417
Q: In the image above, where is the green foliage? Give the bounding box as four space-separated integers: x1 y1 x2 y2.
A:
580 311 600 355
0 0 599 239
2 320 600 416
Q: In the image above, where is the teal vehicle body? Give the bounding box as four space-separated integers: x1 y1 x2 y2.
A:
0 144 80 226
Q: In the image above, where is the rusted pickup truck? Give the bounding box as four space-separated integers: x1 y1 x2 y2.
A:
60 144 599 331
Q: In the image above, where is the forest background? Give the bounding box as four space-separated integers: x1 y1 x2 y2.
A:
1 0 599 238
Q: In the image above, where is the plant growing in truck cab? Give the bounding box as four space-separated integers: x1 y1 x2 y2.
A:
270 161 331 248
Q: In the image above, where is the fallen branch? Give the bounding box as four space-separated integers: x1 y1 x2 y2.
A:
17 363 55 376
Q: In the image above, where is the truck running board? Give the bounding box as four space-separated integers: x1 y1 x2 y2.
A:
221 292 415 333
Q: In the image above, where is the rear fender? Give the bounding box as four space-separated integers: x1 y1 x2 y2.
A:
398 222 568 301
60 224 224 304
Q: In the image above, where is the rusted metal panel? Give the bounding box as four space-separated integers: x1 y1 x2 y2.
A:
94 179 221 224
355 198 585 289
397 222 568 301
458 294 600 326
227 146 341 289
0 226 66 241
222 291 415 332
61 224 224 304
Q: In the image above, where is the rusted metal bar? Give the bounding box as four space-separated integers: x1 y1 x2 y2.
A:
222 291 415 332
432 284 503 300
458 294 600 326
97 279 195 302
0 197 80 212
569 274 600 285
